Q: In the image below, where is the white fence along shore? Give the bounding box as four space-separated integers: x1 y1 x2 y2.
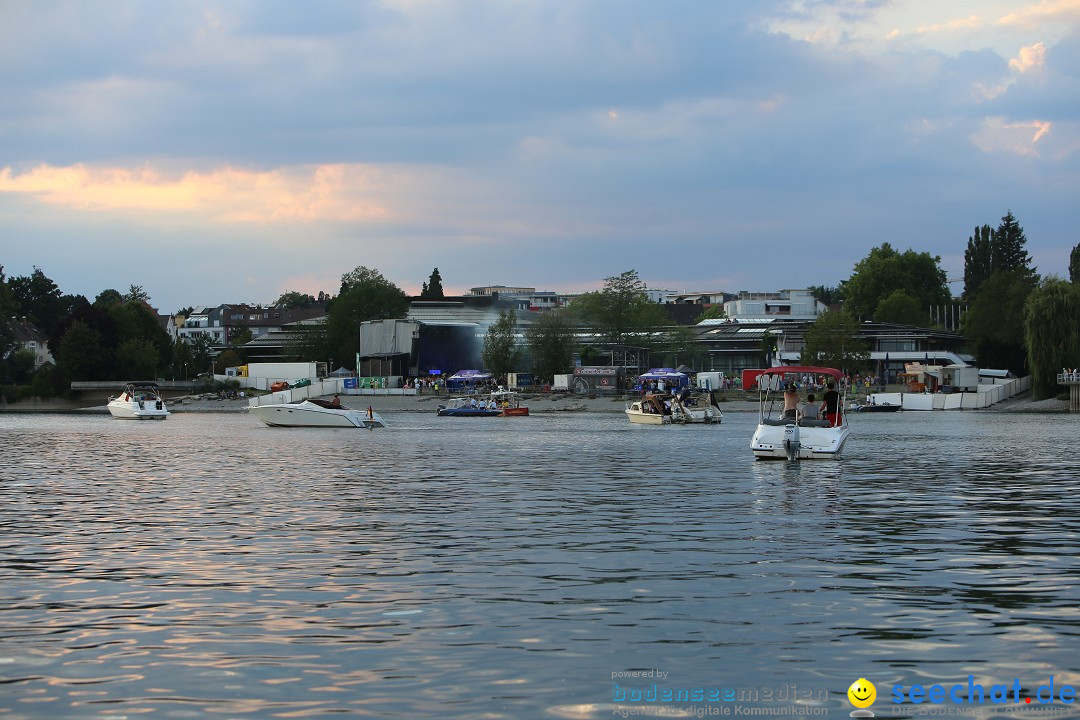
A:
867 375 1031 410
244 378 417 408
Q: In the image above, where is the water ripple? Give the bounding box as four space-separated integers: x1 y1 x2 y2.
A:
1 411 1078 718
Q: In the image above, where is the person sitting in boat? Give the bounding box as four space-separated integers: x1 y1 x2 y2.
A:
783 383 800 419
469 397 478 409
801 393 821 421
330 394 341 408
821 382 841 426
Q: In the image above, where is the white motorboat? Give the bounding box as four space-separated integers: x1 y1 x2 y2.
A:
750 366 849 460
107 383 170 419
625 394 672 425
249 398 387 428
671 388 723 424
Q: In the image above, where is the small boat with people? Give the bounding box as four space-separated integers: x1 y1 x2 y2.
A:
627 367 724 426
625 394 672 425
249 396 386 428
670 387 723 424
750 366 849 460
437 388 530 417
490 388 529 416
107 382 170 419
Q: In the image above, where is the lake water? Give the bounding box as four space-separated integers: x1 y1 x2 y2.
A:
1 409 1078 719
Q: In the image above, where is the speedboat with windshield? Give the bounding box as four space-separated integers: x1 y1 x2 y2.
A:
249 397 386 428
107 382 170 419
750 366 849 460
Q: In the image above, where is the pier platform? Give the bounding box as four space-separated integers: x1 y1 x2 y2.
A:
1059 371 1080 412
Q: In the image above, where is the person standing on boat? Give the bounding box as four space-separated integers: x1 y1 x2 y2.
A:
821 382 841 426
783 383 799 419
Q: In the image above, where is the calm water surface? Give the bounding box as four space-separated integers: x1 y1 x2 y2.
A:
1 409 1078 719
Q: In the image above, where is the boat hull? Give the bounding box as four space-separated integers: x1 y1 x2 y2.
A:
672 407 722 424
500 407 530 417
852 403 901 412
437 407 501 417
625 408 670 425
249 402 386 428
107 400 169 419
750 421 849 459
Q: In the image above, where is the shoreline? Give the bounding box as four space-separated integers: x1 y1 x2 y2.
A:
13 389 1064 415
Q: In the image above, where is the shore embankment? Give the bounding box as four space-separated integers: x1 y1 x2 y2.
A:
1 389 1068 414
84 389 1074 414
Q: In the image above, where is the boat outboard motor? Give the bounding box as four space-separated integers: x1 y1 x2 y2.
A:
783 423 801 461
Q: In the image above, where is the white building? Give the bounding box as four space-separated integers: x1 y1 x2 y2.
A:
8 318 54 367
721 289 826 322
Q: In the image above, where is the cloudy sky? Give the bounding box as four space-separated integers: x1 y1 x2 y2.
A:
2 0 1078 312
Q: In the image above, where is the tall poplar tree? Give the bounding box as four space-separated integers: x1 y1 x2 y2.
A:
963 225 994 300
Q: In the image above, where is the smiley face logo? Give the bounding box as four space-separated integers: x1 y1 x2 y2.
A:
848 678 876 709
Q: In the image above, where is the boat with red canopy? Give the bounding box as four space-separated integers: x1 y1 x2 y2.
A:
750 366 850 460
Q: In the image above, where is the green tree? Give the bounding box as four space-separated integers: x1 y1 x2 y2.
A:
569 270 667 345
214 349 243 374
654 325 706 369
809 285 843 307
172 338 195 380
1024 277 1080 399
874 290 926 326
275 291 315 308
526 309 575 382
0 266 16 363
94 289 124 308
115 338 160 380
760 330 777 367
176 306 194 317
420 267 445 299
482 309 521 376
29 363 64 398
328 266 408 362
961 269 1037 374
56 320 108 380
693 305 727 323
5 349 37 385
1070 243 1080 284
840 244 951 321
801 309 870 373
109 300 172 365
283 321 332 362
963 224 994 300
8 267 68 334
125 285 150 304
187 334 215 374
228 326 253 346
993 211 1035 277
